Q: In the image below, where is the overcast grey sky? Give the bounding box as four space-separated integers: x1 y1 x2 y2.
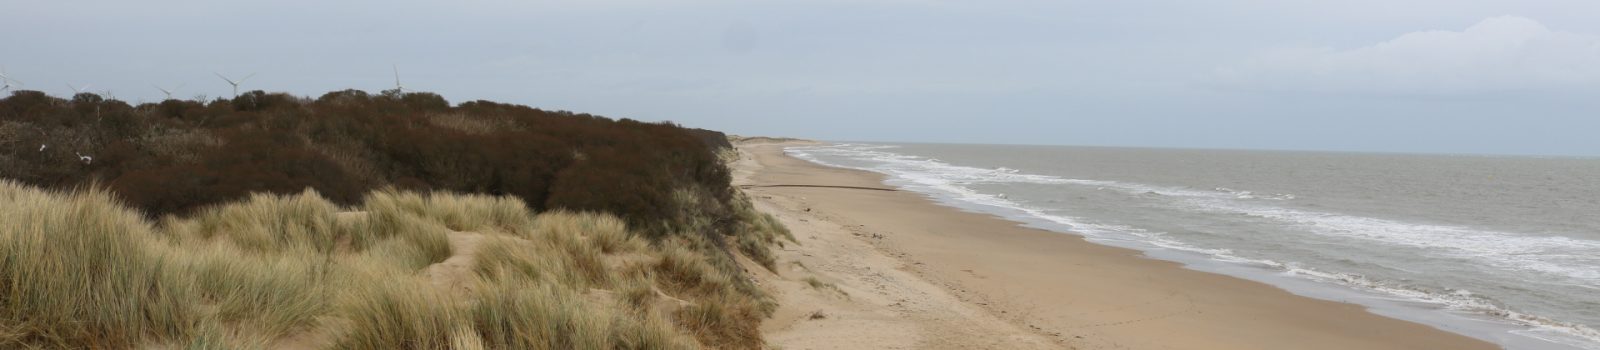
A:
4 1 1598 156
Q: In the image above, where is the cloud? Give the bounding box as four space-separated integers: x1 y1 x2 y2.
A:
1215 16 1600 95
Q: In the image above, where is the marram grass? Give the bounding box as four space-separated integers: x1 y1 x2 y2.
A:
0 180 789 349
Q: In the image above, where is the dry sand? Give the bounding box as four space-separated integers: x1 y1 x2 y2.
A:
741 141 1499 350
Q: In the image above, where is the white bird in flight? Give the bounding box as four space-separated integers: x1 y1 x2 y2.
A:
75 152 92 165
38 144 46 152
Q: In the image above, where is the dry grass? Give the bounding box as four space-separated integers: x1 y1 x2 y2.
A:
0 179 785 349
178 189 345 253
727 192 796 272
465 275 696 350
426 112 509 135
802 276 848 298
139 125 222 164
0 181 193 348
183 245 329 339
335 275 462 350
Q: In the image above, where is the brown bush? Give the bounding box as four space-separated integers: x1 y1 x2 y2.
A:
0 89 734 233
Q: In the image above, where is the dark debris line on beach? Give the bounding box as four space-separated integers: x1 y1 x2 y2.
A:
739 184 899 192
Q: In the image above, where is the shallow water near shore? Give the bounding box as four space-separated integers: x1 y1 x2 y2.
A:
788 142 1600 350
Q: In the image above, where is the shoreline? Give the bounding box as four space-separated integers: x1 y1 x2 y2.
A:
743 141 1500 349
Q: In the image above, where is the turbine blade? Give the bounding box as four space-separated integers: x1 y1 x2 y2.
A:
0 68 20 86
214 72 236 85
239 73 256 83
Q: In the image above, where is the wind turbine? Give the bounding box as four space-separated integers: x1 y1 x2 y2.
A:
392 65 405 94
154 83 185 100
214 72 255 98
0 67 20 92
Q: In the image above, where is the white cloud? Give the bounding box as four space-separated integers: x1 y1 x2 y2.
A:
1216 16 1600 95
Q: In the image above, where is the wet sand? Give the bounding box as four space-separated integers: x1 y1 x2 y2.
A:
742 141 1499 350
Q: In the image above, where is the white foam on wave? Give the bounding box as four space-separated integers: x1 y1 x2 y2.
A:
1166 196 1600 285
785 143 1600 349
789 144 1600 287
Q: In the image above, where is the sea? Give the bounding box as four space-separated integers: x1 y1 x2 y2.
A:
786 142 1600 350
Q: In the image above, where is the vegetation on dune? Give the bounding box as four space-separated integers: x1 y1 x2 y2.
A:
0 181 192 348
0 89 734 236
0 181 789 349
0 89 795 348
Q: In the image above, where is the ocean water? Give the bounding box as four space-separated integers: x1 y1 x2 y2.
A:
786 142 1600 350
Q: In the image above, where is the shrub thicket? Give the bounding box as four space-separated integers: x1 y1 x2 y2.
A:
0 89 733 236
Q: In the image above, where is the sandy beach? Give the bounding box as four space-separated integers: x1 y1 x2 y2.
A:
741 141 1499 350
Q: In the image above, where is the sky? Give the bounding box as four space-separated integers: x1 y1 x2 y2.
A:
4 0 1599 156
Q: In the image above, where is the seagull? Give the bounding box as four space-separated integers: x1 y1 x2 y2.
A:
38 144 46 152
75 152 92 165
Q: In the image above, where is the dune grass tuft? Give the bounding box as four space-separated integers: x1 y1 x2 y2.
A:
183 245 328 338
465 275 697 350
0 180 783 349
801 276 848 298
361 190 457 266
336 277 463 350
0 180 194 349
183 189 345 253
732 200 794 272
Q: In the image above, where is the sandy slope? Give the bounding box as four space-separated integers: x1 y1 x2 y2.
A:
741 141 1498 350
740 142 1059 350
